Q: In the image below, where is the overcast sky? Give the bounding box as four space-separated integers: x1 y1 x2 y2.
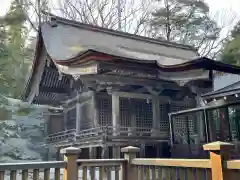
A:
1 0 240 29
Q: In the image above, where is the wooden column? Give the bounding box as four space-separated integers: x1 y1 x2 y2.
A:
101 145 109 159
92 92 99 127
113 145 121 158
112 94 120 136
63 108 68 131
203 141 234 180
235 108 240 140
129 99 136 136
76 97 81 134
152 97 160 136
112 93 121 159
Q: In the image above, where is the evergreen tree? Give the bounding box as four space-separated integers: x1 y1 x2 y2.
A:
221 21 240 65
149 0 220 56
0 0 30 98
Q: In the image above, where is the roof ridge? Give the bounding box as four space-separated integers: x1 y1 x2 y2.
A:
41 11 198 52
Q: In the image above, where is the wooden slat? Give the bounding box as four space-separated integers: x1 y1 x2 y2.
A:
170 167 176 180
140 166 144 180
157 167 162 180
151 167 156 180
44 168 50 180
179 168 185 180
187 168 194 180
82 166 87 180
10 170 17 180
22 170 28 180
107 167 111 180
114 166 119 180
90 167 95 180
146 167 150 180
55 168 60 180
206 169 212 180
0 171 4 180
196 168 204 180
163 168 170 180
33 169 39 180
99 167 105 180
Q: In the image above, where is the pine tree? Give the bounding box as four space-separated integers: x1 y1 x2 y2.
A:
221 21 240 65
0 0 29 98
150 0 220 56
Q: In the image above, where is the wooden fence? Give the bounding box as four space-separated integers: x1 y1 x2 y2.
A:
0 141 239 180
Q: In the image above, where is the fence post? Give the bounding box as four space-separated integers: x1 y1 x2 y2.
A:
203 141 234 180
61 147 81 180
121 146 140 180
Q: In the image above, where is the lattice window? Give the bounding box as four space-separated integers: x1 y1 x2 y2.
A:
120 98 131 127
134 99 153 128
171 102 196 143
159 104 169 131
98 96 112 126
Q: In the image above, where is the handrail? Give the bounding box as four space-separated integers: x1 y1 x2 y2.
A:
132 158 211 169
77 159 126 167
0 161 66 171
225 160 240 169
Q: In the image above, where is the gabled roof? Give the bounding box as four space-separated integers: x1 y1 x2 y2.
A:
41 13 199 66
23 13 240 105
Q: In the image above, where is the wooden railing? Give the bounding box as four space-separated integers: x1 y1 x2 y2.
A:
46 126 168 143
0 161 66 180
0 141 239 180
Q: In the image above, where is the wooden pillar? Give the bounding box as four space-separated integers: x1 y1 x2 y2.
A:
76 98 81 134
89 147 96 180
56 147 61 161
151 97 160 136
92 92 99 127
203 141 234 180
101 145 109 159
129 99 136 136
63 108 68 131
219 107 230 141
121 146 140 180
113 145 121 158
89 147 97 159
235 108 240 140
207 109 217 142
61 147 81 180
112 94 120 136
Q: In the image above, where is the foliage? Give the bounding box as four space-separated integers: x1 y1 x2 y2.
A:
221 21 240 65
0 0 31 99
149 0 221 57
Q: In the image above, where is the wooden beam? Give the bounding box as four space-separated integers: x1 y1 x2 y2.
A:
80 74 180 90
110 91 169 102
63 91 94 104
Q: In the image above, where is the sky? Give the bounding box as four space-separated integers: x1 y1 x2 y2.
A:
1 0 240 30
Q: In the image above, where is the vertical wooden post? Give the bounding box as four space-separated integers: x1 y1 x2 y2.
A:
121 146 140 180
61 147 81 180
76 98 81 134
92 92 99 127
152 97 160 136
203 141 234 180
112 94 120 136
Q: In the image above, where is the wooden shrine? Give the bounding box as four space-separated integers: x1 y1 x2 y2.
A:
23 13 240 159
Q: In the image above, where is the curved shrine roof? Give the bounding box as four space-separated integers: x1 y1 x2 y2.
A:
23 14 240 105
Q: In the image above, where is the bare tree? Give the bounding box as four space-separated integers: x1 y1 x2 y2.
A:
53 0 152 36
